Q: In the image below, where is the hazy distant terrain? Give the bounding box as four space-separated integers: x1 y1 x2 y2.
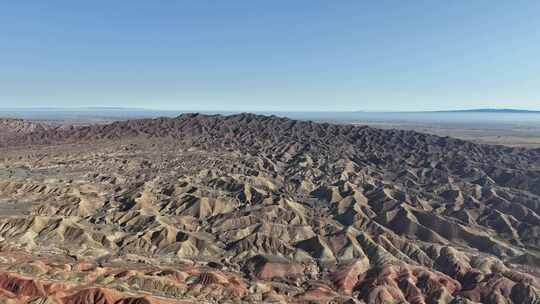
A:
328 112 540 148
2 108 540 147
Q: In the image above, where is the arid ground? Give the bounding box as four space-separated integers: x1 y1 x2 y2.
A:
349 122 540 148
0 114 539 304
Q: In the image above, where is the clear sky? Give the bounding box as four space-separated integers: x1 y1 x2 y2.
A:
1 1 539 111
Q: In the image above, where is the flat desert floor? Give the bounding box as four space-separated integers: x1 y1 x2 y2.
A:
349 122 540 148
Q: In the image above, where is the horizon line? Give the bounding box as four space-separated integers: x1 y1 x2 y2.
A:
1 106 540 113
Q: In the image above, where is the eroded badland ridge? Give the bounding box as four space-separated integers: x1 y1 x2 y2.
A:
0 113 539 303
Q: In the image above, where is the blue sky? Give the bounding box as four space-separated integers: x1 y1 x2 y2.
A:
1 1 539 111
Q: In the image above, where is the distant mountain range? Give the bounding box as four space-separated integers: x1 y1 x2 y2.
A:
1 107 539 123
433 108 540 113
1 107 539 113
